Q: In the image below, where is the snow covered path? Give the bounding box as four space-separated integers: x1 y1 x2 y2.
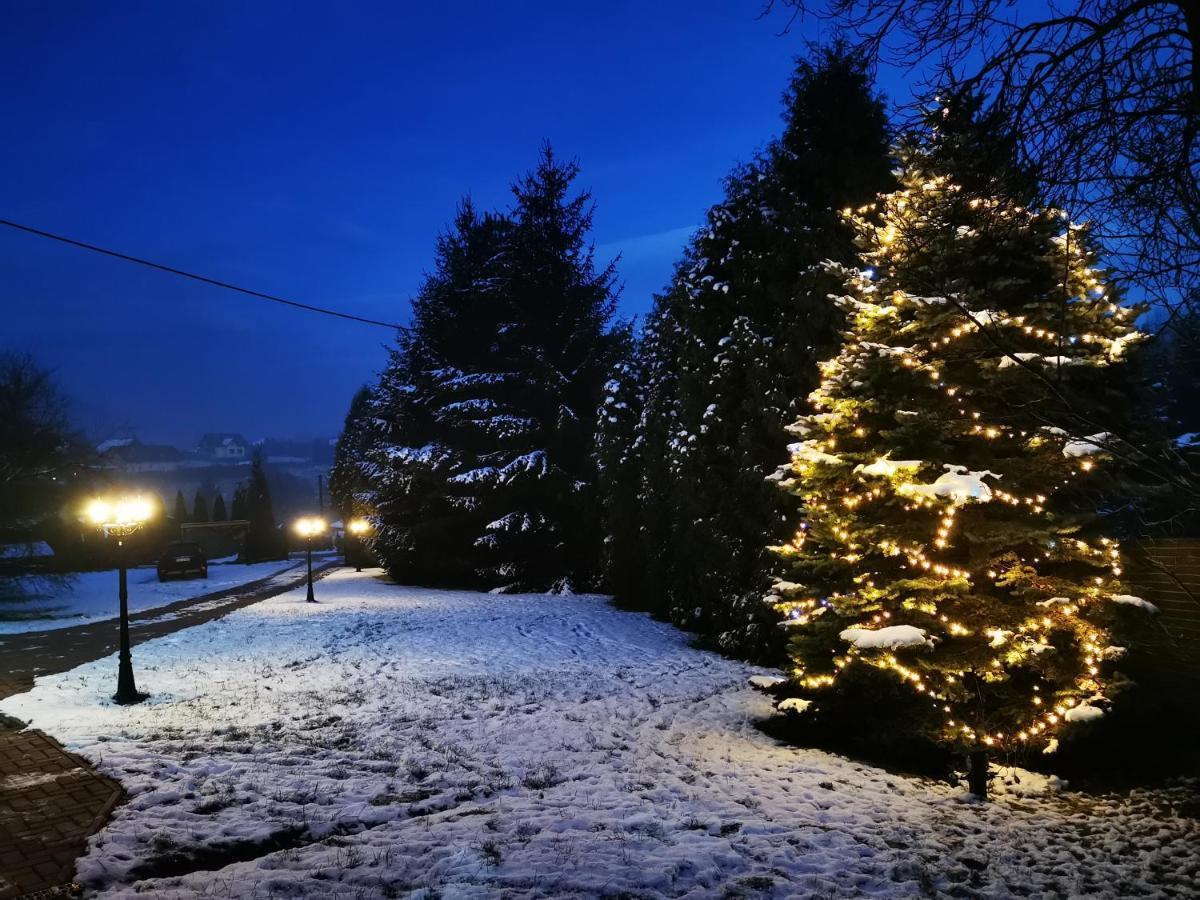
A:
2 570 1196 898
0 558 299 634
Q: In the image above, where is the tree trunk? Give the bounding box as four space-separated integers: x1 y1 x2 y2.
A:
967 748 989 799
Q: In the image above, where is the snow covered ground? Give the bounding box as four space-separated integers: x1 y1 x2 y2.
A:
2 569 1196 898
0 559 298 634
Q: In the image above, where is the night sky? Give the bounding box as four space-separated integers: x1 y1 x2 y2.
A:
2 1 909 447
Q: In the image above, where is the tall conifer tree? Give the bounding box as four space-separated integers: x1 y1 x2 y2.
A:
595 357 647 605
330 385 375 521
192 489 209 523
366 203 514 585
243 453 282 561
367 148 627 591
230 485 247 522
612 48 894 655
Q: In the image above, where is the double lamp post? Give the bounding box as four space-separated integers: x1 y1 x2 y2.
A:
292 515 373 602
85 495 154 705
82 498 374 703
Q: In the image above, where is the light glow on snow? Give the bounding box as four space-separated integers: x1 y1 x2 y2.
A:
1 572 1193 897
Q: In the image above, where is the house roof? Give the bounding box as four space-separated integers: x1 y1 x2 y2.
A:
198 432 249 450
96 437 135 453
98 439 183 463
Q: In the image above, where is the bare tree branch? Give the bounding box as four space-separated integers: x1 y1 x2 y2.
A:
765 0 1199 321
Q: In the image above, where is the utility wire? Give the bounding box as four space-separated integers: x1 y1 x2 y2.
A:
0 218 403 330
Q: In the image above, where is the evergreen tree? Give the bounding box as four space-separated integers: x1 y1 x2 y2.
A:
916 88 1038 204
367 149 627 591
192 489 209 523
243 453 283 561
595 356 647 605
329 385 375 521
230 485 248 521
366 203 515 586
0 354 82 547
622 48 894 656
481 147 629 589
173 489 189 527
211 492 227 521
767 132 1150 797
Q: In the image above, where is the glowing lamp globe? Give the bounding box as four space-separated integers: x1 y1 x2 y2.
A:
294 516 327 538
85 495 155 533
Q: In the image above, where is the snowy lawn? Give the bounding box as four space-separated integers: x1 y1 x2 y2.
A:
0 559 299 634
2 569 1196 898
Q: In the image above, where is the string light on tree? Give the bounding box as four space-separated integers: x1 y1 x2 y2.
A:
765 136 1150 799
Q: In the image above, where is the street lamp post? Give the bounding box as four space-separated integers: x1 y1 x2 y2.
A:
347 518 372 572
293 516 327 603
85 496 154 705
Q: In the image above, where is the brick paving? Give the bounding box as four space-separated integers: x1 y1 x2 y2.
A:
0 560 338 898
0 730 121 899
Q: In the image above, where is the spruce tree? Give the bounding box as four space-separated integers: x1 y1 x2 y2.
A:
595 301 685 609
367 203 513 586
480 147 629 589
367 149 627 591
243 453 282 561
595 356 647 605
173 489 189 528
230 485 247 521
768 131 1150 797
624 48 894 656
211 492 227 521
192 489 209 523
329 385 375 522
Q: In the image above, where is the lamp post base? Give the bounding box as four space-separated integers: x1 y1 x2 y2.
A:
305 545 317 602
114 556 147 705
114 658 147 705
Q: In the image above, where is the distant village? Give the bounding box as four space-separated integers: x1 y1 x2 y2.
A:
96 431 337 524
0 432 338 574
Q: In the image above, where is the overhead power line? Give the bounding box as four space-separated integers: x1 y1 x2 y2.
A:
0 217 403 330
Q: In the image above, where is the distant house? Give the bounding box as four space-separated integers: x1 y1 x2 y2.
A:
197 433 250 461
97 438 186 473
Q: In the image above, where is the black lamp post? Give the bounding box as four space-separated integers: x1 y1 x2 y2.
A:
86 497 153 705
294 516 326 603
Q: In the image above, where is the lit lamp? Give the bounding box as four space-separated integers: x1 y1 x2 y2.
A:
293 516 327 603
347 518 372 572
85 496 155 704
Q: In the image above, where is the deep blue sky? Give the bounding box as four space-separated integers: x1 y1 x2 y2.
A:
1 1 911 446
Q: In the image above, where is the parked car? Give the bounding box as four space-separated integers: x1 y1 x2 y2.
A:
157 541 208 581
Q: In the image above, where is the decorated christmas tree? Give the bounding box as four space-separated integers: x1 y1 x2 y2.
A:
768 136 1151 796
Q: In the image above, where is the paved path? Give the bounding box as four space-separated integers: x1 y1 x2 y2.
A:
0 729 121 900
0 560 338 899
